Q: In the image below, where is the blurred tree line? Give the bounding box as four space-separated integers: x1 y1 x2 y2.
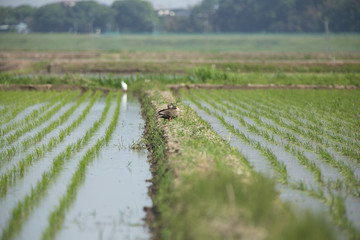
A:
0 0 359 33
0 0 155 33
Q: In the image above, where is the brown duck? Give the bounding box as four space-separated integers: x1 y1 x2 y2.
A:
158 103 180 122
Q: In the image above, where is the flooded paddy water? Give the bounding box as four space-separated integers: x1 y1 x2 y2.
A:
0 91 152 240
0 102 77 175
0 103 45 132
55 95 151 240
222 100 345 183
0 100 105 231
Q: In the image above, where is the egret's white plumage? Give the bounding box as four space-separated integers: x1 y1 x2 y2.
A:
121 81 128 91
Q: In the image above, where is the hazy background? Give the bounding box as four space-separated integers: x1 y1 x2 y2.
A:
1 0 359 33
0 0 201 8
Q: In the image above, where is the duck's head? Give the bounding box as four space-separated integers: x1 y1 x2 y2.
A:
168 103 177 109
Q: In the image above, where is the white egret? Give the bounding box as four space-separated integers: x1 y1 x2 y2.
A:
121 81 128 91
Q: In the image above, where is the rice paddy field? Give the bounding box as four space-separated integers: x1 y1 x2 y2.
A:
181 89 360 233
0 33 360 240
0 89 151 240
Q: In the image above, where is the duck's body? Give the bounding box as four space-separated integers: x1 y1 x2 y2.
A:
158 103 180 122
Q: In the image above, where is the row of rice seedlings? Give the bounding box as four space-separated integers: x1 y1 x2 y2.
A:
236 90 355 139
184 91 288 183
0 92 24 116
253 98 360 164
196 90 356 196
327 192 359 239
257 93 360 156
20 91 91 148
292 181 359 239
0 91 50 125
0 91 19 101
247 91 360 147
272 90 360 129
203 91 327 183
0 91 117 240
236 92 360 152
0 91 45 124
0 91 69 137
196 90 277 145
242 100 360 190
0 91 26 104
214 93 309 147
0 91 78 149
41 92 121 240
275 103 360 162
235 107 325 186
223 93 360 195
0 90 39 104
0 91 101 198
196 90 325 187
186 91 359 239
0 91 40 116
220 92 360 193
211 108 289 184
317 146 360 188
231 96 359 196
0 91 80 164
196 91 327 187
256 89 359 126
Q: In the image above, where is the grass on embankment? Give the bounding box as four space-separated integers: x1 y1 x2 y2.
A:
1 68 360 90
190 67 360 86
141 86 335 240
11 60 360 75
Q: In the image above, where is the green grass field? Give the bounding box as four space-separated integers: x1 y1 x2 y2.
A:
0 33 360 52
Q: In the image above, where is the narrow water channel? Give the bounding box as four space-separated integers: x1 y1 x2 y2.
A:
55 94 152 240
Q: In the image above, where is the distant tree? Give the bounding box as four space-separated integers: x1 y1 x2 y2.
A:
32 3 69 32
69 1 115 33
160 16 194 33
32 1 115 33
3 0 359 33
0 7 14 25
216 0 298 32
190 0 219 32
12 5 36 23
112 0 155 32
214 0 360 32
321 0 360 32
